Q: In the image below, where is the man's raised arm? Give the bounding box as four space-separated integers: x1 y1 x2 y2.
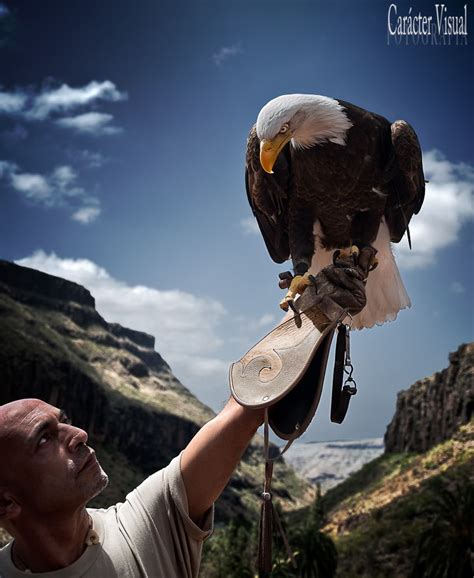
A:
181 397 264 522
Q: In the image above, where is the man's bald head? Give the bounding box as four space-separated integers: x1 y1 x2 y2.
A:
0 399 48 484
0 398 108 527
0 398 50 442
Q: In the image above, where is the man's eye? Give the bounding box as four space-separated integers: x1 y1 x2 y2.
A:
38 433 51 446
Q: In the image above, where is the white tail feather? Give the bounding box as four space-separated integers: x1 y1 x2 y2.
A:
309 219 410 330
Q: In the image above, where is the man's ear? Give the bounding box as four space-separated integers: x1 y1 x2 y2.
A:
0 487 21 521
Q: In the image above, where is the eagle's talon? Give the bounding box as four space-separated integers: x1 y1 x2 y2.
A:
279 297 290 311
279 271 293 281
350 245 360 265
334 245 362 267
279 272 312 310
369 257 378 271
308 274 317 288
292 272 312 294
278 270 294 289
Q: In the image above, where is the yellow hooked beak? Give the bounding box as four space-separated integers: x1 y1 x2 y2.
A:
259 132 292 174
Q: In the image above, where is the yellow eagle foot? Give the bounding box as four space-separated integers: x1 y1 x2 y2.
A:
333 245 378 275
333 245 360 263
279 272 313 312
368 254 378 271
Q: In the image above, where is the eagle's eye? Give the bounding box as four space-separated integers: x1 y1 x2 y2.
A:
279 124 289 134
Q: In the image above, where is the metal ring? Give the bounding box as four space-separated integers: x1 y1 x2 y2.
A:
343 384 357 396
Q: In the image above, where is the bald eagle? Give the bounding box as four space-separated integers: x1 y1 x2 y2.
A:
245 94 425 329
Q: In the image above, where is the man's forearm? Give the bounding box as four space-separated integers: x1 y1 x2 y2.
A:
181 396 264 522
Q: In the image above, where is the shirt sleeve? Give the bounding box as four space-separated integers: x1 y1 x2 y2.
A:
133 452 214 541
113 452 214 578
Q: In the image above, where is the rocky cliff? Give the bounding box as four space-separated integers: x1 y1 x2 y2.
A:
0 260 311 533
319 343 474 578
384 342 474 453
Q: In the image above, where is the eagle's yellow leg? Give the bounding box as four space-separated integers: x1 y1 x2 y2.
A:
279 272 312 311
336 245 378 270
338 245 360 260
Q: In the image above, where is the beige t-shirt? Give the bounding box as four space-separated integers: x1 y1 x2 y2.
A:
0 453 214 577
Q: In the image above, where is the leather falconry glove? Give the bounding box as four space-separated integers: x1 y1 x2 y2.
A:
311 245 376 324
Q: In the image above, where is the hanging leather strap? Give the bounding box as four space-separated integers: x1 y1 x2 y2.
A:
257 410 296 576
257 457 274 576
330 324 357 424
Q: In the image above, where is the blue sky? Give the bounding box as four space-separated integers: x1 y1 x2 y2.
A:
0 0 472 442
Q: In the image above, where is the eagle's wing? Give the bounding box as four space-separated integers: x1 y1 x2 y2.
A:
245 124 292 263
385 120 425 246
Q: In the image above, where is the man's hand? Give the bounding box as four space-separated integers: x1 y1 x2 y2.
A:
181 397 264 523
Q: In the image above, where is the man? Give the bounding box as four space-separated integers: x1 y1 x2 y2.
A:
0 396 264 577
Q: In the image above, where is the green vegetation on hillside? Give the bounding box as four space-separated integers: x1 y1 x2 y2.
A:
200 422 473 578
200 488 338 578
322 423 474 578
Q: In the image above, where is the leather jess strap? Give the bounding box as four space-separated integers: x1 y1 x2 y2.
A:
258 410 296 576
330 324 357 424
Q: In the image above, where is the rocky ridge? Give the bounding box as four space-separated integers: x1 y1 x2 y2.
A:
384 342 473 453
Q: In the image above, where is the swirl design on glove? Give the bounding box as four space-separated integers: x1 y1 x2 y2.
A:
241 349 283 384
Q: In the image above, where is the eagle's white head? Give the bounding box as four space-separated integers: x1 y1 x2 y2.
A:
256 94 353 173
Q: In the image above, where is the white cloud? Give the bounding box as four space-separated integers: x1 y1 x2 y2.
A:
212 44 243 66
236 312 276 333
254 313 276 328
0 159 100 223
15 252 229 386
0 91 27 114
72 206 101 224
177 355 231 380
450 281 465 294
10 172 52 200
240 216 260 235
56 112 122 135
0 80 126 135
395 150 474 269
0 160 17 178
52 165 77 189
69 149 107 169
28 80 126 120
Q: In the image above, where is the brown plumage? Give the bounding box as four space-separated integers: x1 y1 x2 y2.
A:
245 94 425 328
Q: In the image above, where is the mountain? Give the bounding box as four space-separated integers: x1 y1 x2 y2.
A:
0 260 312 547
385 342 473 453
321 342 473 578
284 438 384 492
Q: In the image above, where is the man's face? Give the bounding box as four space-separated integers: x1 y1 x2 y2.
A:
0 399 108 518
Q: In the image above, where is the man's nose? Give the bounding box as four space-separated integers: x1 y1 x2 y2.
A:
64 424 89 452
